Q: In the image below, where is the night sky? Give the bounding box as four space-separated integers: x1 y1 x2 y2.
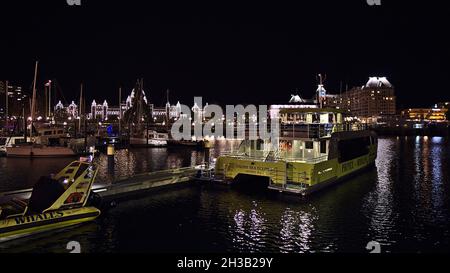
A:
0 0 449 109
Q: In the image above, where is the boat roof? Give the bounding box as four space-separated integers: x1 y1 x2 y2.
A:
279 108 345 114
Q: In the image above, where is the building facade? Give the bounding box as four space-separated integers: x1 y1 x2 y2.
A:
340 77 396 122
0 81 28 119
401 108 448 122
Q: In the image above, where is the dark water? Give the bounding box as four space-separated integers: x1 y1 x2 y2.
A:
1 137 450 253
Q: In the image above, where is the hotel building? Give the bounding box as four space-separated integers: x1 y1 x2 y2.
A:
340 77 396 122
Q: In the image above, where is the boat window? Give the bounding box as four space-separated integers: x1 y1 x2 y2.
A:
58 130 64 134
44 131 53 135
312 113 319 123
329 114 334 123
0 138 6 145
256 139 264 150
305 141 314 150
320 140 327 154
338 137 370 163
13 139 23 145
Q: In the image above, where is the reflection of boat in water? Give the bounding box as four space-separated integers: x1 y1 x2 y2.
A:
130 130 169 147
0 159 101 242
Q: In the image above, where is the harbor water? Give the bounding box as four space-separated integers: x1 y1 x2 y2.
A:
1 137 450 253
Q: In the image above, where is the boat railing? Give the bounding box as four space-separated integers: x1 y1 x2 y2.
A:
280 123 369 139
282 154 329 163
219 150 329 164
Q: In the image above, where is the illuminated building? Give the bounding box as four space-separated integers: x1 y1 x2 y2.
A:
0 81 28 118
401 108 448 122
340 77 396 122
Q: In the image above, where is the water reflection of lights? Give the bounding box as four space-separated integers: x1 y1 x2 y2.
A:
232 202 267 252
365 138 398 245
279 208 315 253
430 139 445 225
431 137 443 144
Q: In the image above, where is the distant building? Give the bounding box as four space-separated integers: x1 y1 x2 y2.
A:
401 108 448 122
0 81 5 118
89 100 109 121
0 81 28 118
84 87 182 122
340 77 396 122
152 101 182 123
321 94 342 109
436 102 449 109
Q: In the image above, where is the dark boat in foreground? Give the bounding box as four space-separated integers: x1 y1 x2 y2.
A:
0 159 101 242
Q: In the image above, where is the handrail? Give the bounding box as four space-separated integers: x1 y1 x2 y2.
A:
281 123 369 139
219 152 328 164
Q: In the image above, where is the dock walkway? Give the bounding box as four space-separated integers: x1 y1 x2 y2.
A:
0 167 199 204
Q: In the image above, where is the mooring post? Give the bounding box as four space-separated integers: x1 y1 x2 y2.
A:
107 144 115 174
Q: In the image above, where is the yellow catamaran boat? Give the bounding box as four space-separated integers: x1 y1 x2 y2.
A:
0 159 101 242
215 107 378 196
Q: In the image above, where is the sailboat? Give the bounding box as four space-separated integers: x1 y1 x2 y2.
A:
6 61 77 158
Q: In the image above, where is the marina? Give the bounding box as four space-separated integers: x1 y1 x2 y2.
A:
0 74 449 252
0 137 450 252
1 0 450 260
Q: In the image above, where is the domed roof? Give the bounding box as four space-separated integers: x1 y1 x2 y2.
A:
365 77 392 88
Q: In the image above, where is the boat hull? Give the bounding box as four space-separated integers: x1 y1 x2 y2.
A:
167 140 204 148
6 146 76 158
0 207 101 243
215 130 378 196
130 137 168 147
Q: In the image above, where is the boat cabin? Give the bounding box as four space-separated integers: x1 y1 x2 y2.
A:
230 108 369 163
35 127 68 146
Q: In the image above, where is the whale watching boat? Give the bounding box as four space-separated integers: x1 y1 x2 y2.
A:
215 108 377 195
0 158 101 242
214 86 378 196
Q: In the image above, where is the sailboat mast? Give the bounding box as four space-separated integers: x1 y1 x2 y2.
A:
30 61 39 135
166 89 170 132
48 80 52 118
119 86 122 136
5 80 8 129
79 83 83 132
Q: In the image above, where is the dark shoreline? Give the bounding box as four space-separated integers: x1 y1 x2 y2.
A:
373 126 450 137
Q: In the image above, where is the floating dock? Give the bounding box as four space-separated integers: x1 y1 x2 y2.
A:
0 167 199 204
93 167 198 199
